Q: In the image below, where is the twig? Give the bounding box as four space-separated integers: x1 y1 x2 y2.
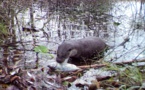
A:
78 64 106 69
114 58 145 65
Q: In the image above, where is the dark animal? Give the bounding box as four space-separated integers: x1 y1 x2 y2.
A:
56 37 108 65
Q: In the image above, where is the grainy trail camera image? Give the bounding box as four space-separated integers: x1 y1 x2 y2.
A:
0 0 145 90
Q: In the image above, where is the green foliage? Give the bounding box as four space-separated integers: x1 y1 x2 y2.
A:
105 63 122 71
113 22 121 26
34 45 54 58
0 23 8 36
128 66 142 83
0 22 8 42
63 81 70 86
34 45 49 53
104 62 144 89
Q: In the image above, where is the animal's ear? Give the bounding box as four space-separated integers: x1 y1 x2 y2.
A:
69 49 77 57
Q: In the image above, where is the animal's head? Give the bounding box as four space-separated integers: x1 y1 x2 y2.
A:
56 42 77 64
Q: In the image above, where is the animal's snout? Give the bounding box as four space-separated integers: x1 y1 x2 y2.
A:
56 57 63 63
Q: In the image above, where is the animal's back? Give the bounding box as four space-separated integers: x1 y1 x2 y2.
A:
79 37 106 57
66 37 107 58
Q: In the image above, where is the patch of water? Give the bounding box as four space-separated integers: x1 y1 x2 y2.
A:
1 0 144 68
